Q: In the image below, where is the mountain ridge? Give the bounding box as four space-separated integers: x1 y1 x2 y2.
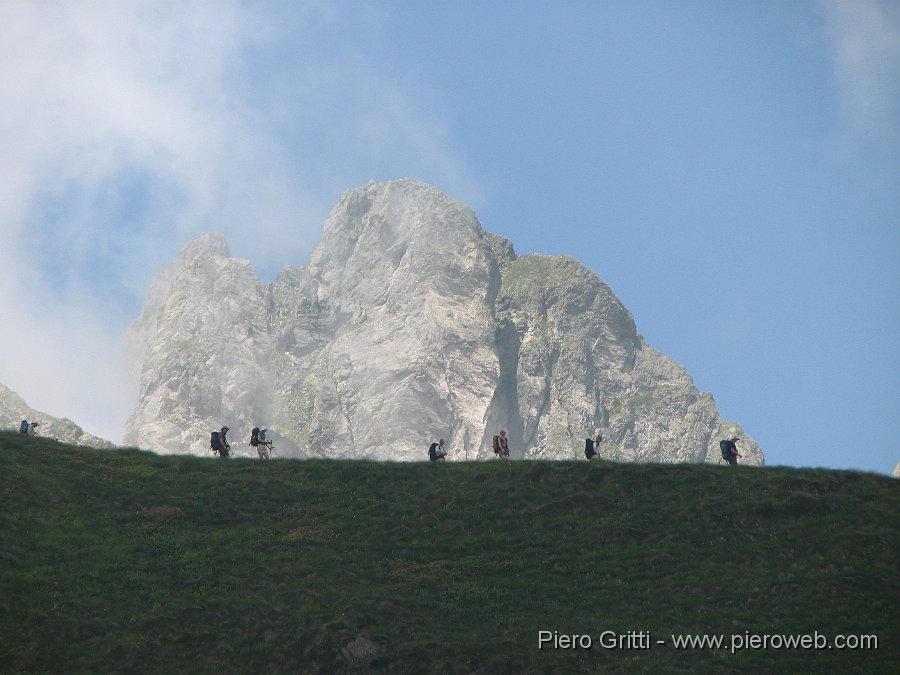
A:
0 382 114 448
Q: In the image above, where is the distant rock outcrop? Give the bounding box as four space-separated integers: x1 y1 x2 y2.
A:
893 462 900 479
0 382 115 448
124 179 764 464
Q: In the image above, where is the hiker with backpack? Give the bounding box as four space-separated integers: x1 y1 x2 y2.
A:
210 426 230 458
249 426 272 460
18 420 39 436
428 438 447 461
720 436 741 465
584 433 603 460
492 428 510 460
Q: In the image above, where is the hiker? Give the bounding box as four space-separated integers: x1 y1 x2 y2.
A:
259 427 273 450
720 436 741 465
210 427 229 458
250 426 272 460
259 428 273 457
492 428 510 460
428 438 447 461
18 420 38 436
585 433 603 460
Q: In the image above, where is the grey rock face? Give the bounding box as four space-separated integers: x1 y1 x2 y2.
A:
125 179 763 465
0 382 115 448
124 233 274 457
893 462 900 479
268 180 501 461
492 255 761 464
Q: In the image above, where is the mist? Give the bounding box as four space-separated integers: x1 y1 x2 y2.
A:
0 1 477 443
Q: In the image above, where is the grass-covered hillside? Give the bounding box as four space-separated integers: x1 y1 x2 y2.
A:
1 431 897 673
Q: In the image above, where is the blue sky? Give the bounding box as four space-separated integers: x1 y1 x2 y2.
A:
1 1 897 474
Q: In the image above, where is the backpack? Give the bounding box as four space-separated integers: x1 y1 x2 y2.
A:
19 420 29 435
210 431 221 451
492 435 500 454
719 439 731 460
585 438 593 459
250 427 260 447
428 442 439 461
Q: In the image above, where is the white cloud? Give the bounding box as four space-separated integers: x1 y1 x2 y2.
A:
818 0 900 137
0 1 280 441
0 0 477 443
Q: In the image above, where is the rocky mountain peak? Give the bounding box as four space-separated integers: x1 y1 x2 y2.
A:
309 179 491 302
123 231 272 455
177 231 231 261
124 179 764 465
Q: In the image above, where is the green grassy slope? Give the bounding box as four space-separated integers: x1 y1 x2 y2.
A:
1 431 897 674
